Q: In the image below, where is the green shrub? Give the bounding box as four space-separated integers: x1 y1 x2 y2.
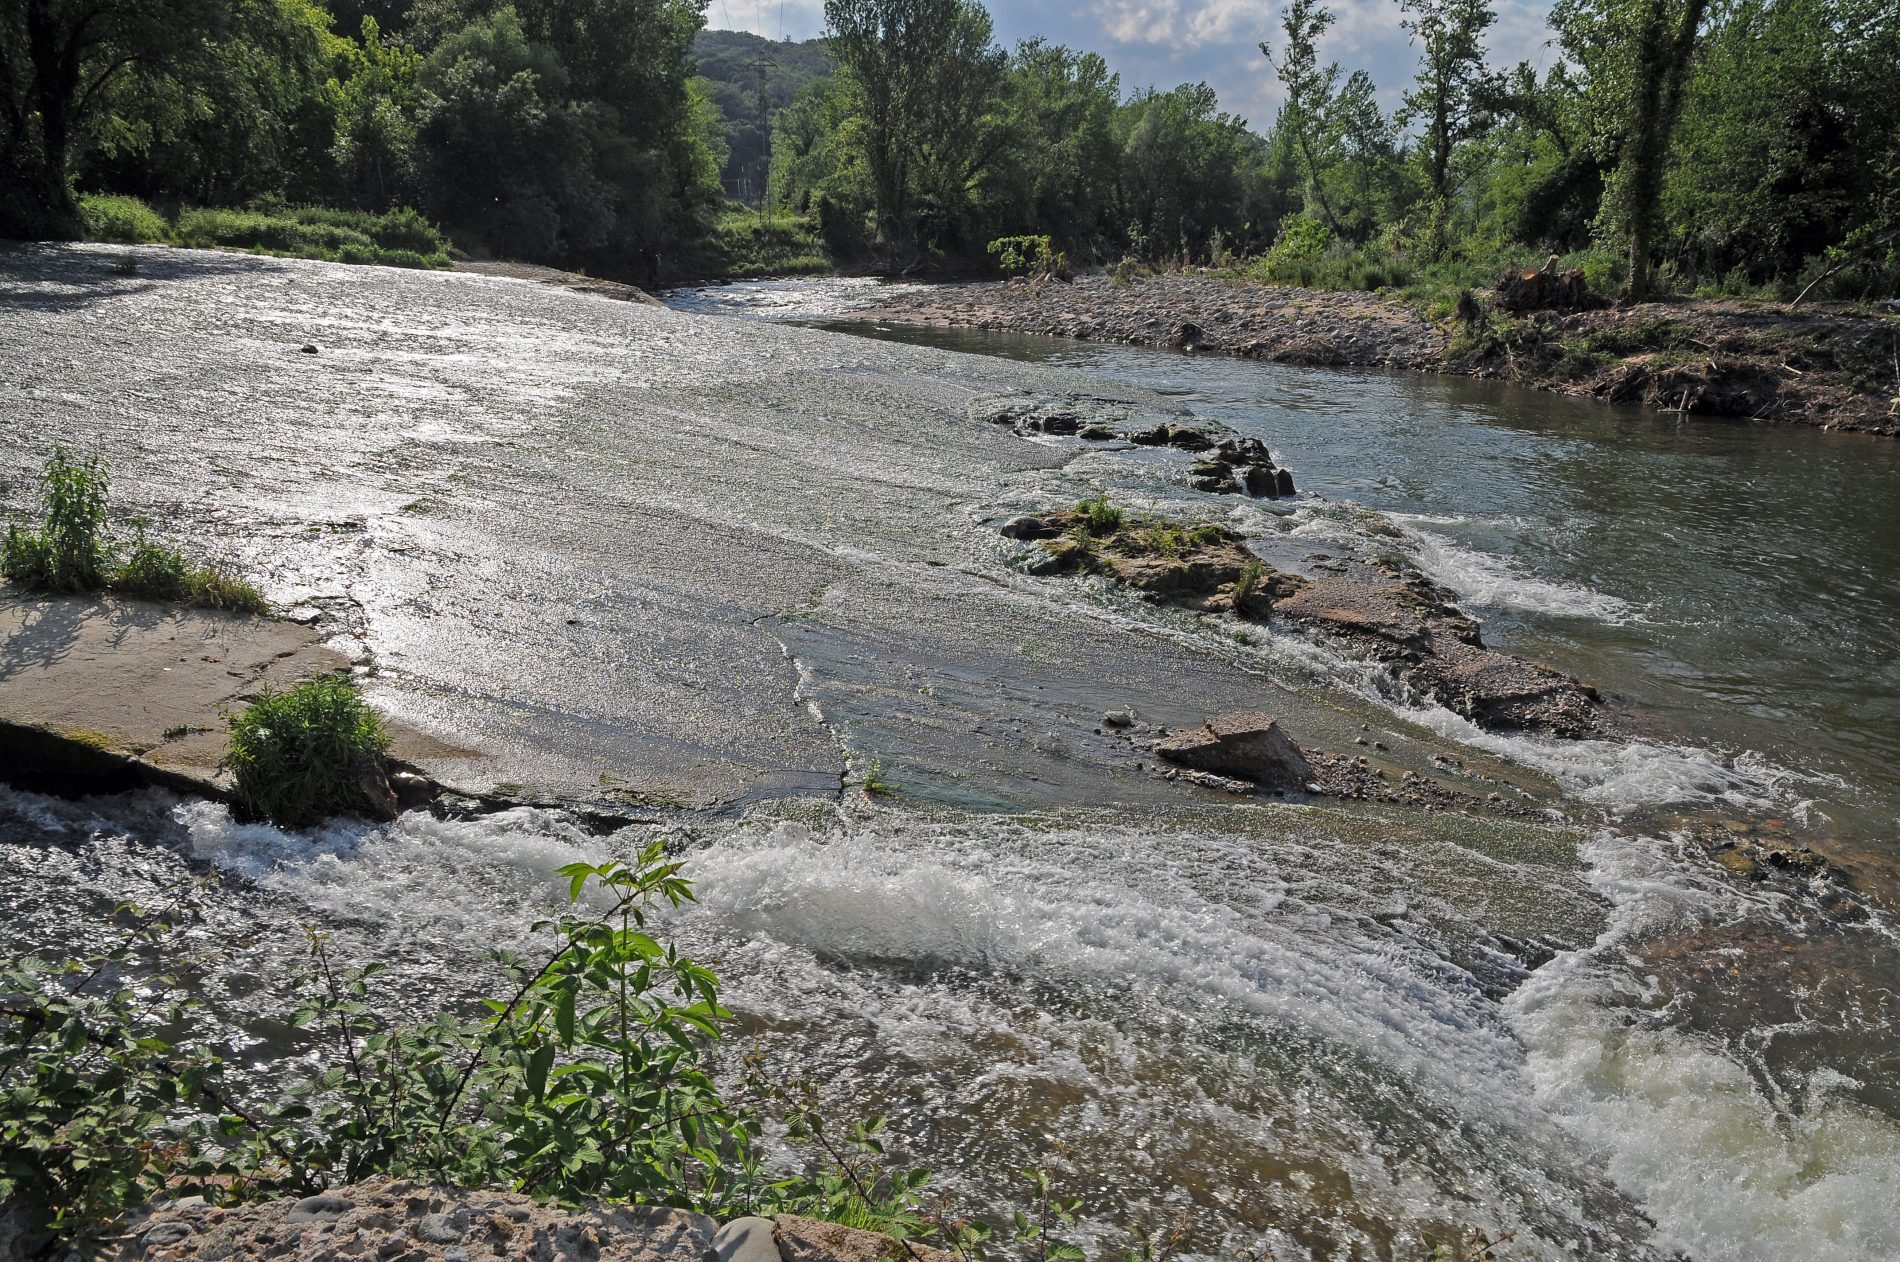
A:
225 676 392 828
115 530 267 613
77 194 170 244
988 234 1067 278
2 450 110 592
0 897 239 1247
172 206 450 269
1074 491 1124 537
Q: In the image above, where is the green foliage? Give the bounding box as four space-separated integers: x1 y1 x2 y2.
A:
77 194 171 244
1073 491 1124 537
172 205 451 267
701 208 833 278
114 528 268 614
0 890 245 1246
275 851 755 1210
225 676 392 829
3 451 268 611
988 235 1065 277
2 450 110 592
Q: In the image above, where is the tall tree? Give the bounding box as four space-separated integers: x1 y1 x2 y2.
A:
1396 0 1496 256
1261 0 1346 237
0 0 228 235
1556 0 1709 296
822 0 1000 251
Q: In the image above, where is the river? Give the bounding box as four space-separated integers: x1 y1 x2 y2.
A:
3 253 1898 1261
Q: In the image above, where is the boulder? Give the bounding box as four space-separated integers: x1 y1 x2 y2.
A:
1165 426 1214 451
1153 712 1314 790
1236 464 1281 498
999 514 1057 540
713 1218 782 1262
1129 424 1173 446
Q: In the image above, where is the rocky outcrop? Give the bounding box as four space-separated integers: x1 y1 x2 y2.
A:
1153 711 1314 790
1274 575 1600 737
108 1182 953 1262
0 594 461 811
1010 514 1601 738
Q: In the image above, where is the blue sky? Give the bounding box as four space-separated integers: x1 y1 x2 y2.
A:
703 0 1562 130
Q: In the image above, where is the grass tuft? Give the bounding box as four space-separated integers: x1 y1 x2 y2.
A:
114 530 267 613
3 452 268 613
225 675 392 828
1073 491 1124 538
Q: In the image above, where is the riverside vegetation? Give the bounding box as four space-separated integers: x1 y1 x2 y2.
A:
1 452 265 614
7 0 1895 298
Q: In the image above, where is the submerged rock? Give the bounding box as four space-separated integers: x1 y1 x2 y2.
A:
1154 711 1314 790
999 514 1058 540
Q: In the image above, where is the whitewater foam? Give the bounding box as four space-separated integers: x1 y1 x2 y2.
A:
1508 832 1900 1262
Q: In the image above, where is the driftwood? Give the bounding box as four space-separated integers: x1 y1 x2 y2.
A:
1495 256 1603 312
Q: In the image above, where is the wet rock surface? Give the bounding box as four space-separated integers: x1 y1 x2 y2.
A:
1015 512 1602 739
1153 711 1314 790
1273 574 1602 737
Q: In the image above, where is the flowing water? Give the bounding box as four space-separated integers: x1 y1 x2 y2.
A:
4 255 1900 1261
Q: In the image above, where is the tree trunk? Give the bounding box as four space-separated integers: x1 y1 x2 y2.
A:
20 0 82 237
1622 0 1707 300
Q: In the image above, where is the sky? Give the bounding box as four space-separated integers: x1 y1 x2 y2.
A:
702 0 1562 129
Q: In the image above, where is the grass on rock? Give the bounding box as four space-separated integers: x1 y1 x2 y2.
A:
2 450 266 613
225 675 391 829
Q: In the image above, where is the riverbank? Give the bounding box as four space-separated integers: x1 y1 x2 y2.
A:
855 275 1900 436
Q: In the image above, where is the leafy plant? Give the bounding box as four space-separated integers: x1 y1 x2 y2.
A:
0 888 252 1248
1073 492 1123 537
273 850 759 1211
77 194 170 244
224 675 392 828
988 236 1067 279
2 449 110 592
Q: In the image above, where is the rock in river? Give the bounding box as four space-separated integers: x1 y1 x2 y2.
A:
1153 712 1314 790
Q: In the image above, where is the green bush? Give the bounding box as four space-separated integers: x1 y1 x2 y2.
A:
2 450 110 592
2 453 268 611
1074 491 1124 537
77 194 170 244
172 205 451 269
225 676 392 828
115 529 267 613
988 234 1067 278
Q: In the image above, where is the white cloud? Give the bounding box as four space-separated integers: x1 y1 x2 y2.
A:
707 0 1562 130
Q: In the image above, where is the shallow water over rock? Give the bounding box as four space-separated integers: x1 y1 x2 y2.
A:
3 252 1899 1260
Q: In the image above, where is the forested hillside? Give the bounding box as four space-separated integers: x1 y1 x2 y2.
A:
691 31 832 205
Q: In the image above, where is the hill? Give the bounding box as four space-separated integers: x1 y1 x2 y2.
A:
692 29 833 204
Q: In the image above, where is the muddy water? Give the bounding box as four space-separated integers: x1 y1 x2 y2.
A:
3 253 1899 1261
